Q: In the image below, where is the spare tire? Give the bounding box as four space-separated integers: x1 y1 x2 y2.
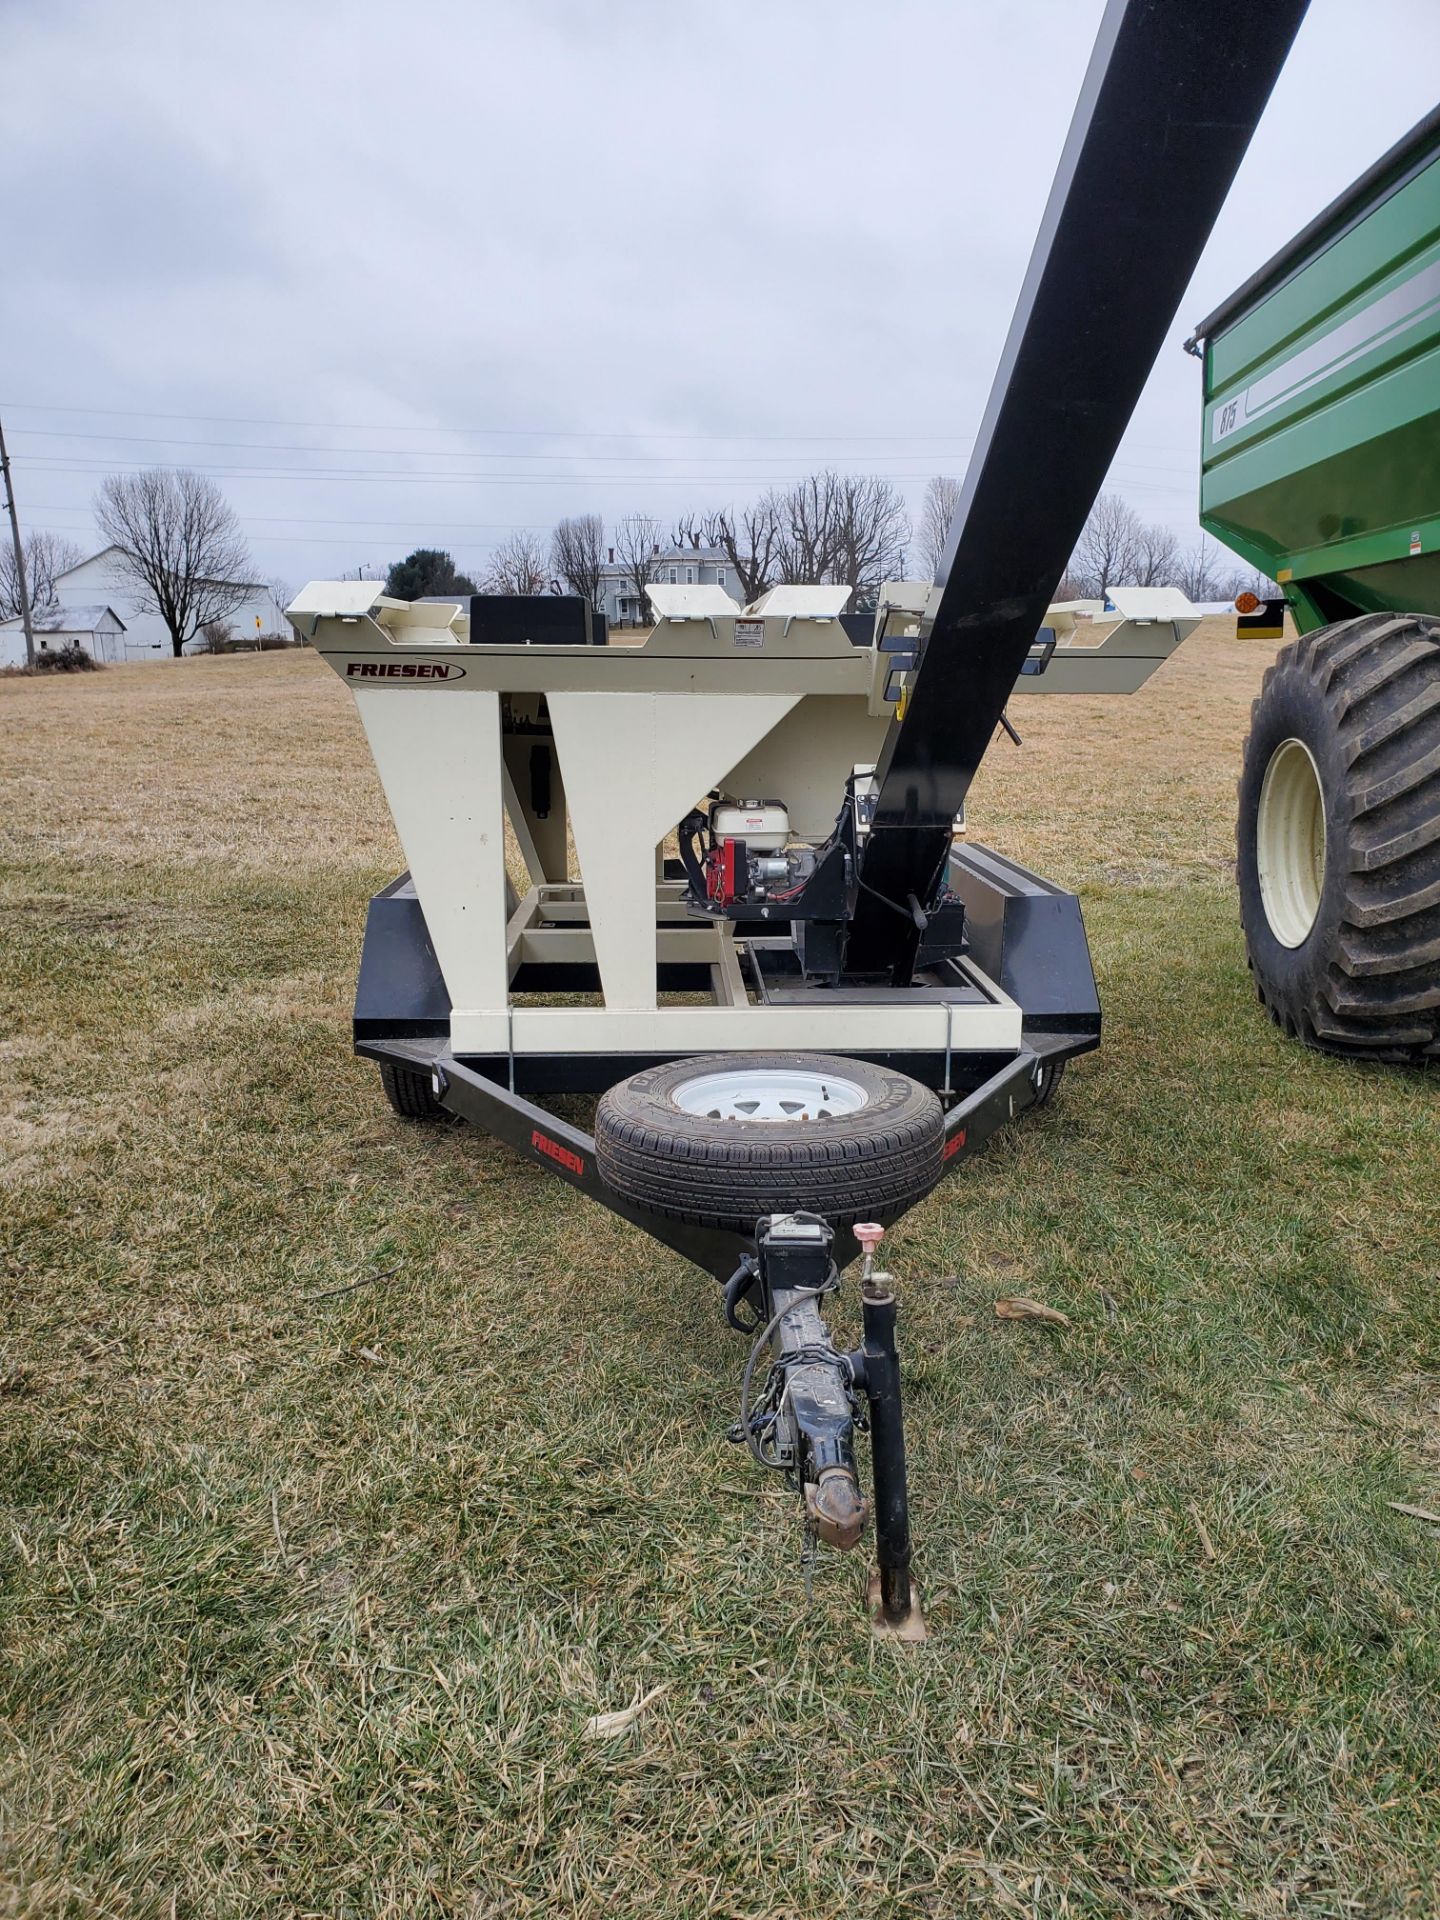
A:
595 1051 944 1232
1237 612 1440 1061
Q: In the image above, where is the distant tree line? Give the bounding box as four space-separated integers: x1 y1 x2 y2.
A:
10 463 1270 658
383 473 913 614
384 477 1272 618
1056 490 1275 604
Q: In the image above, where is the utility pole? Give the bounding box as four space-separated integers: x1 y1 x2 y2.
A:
0 413 36 668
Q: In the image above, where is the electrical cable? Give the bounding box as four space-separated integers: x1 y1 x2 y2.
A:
737 1246 840 1471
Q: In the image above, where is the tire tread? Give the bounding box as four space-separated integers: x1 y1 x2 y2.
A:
1238 612 1440 1062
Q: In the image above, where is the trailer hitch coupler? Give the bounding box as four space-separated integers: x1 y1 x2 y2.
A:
806 1466 867 1552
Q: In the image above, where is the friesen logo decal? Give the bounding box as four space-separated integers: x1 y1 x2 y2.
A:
942 1129 967 1161
531 1128 585 1177
346 660 467 681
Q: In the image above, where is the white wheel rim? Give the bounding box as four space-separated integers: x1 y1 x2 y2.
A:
1257 736 1326 948
671 1066 869 1122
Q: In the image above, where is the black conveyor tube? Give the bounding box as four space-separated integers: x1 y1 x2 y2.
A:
846 0 1310 979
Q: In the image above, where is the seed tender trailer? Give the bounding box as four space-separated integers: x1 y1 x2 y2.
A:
290 0 1309 1632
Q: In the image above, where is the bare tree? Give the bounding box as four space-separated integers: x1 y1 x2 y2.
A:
613 514 663 619
714 471 910 607
704 499 781 605
94 469 253 656
1070 492 1141 600
549 513 606 608
0 529 84 620
773 471 842 585
827 473 909 606
1175 535 1229 603
198 619 236 654
918 475 961 578
671 511 702 552
481 530 548 595
1238 564 1282 600
1133 519 1179 587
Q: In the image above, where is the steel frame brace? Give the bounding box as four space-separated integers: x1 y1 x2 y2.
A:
359 1041 1050 1282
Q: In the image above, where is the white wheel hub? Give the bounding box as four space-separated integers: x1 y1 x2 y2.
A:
1257 736 1327 948
671 1066 870 1122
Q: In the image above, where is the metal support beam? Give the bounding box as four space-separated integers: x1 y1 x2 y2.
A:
0 415 36 670
859 1281 916 1629
847 0 1309 976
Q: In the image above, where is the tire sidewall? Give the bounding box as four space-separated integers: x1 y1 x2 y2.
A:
595 1051 944 1231
609 1051 934 1150
1237 657 1353 1018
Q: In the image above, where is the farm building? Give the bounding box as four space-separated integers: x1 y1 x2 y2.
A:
50 547 286 658
598 535 742 628
0 603 127 669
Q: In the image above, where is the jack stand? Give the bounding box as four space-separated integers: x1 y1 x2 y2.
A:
735 1214 924 1636
853 1225 927 1642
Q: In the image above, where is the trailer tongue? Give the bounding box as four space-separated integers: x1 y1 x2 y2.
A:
291 0 1308 1630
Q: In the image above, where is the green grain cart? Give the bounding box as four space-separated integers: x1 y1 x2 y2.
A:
1191 105 1440 1061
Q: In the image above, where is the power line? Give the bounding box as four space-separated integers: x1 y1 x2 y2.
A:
6 428 1198 481
8 427 984 466
24 502 557 532
0 401 986 445
25 523 506 550
11 458 1200 493
0 398 1203 461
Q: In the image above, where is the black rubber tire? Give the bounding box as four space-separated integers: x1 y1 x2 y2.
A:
1236 612 1440 1061
594 1051 944 1232
1032 1059 1065 1109
378 1060 453 1122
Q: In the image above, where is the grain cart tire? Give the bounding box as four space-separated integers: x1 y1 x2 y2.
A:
378 1060 453 1122
595 1052 945 1232
1237 612 1440 1061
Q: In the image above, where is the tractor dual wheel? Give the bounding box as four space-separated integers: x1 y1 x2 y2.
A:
378 1060 454 1122
1237 612 1440 1061
594 1051 945 1232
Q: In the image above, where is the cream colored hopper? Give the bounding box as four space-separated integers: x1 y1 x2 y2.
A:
289 573 1196 1065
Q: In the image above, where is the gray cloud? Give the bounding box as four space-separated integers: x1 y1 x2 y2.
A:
3 0 1438 587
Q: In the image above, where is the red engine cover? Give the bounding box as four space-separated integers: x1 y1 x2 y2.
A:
706 838 739 905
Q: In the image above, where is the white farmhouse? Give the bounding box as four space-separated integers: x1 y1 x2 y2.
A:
598 534 742 629
50 547 285 659
0 603 127 669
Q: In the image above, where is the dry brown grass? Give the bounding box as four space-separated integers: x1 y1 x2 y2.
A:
0 650 394 876
968 615 1281 891
0 614 1257 880
3 621 1439 1919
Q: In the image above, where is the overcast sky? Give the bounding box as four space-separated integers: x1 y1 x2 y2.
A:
3 0 1439 594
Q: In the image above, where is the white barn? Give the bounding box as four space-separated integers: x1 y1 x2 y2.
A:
0 603 127 669
50 547 285 659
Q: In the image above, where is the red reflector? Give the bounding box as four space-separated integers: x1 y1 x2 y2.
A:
942 1129 967 1160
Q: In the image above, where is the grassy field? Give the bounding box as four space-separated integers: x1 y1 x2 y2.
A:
2 623 1438 1918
